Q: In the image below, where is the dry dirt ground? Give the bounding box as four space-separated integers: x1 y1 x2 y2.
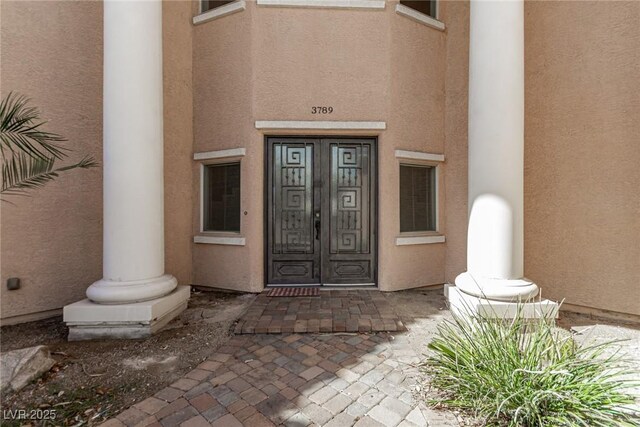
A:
0 289 256 426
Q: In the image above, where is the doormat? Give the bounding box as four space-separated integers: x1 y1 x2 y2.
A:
266 287 320 297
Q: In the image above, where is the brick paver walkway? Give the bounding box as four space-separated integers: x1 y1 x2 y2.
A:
101 290 460 427
235 290 405 335
103 333 443 427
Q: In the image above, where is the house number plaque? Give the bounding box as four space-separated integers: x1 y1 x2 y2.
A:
311 106 333 114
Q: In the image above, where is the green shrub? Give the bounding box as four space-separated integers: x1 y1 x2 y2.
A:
423 306 639 426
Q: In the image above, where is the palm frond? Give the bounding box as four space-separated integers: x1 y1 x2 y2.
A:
1 152 97 199
0 92 67 160
0 92 99 201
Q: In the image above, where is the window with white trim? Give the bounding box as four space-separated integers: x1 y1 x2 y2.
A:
400 0 437 19
203 162 241 232
201 0 235 13
399 164 436 233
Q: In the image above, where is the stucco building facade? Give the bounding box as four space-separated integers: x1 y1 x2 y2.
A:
1 0 638 328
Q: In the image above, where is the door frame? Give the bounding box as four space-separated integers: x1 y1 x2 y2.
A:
263 135 378 288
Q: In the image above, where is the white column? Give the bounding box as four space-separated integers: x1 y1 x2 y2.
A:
86 0 177 304
454 0 538 302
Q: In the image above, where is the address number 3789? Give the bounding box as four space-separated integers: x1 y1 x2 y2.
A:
311 106 333 114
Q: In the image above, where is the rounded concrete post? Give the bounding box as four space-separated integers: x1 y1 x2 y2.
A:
86 0 176 303
455 0 538 301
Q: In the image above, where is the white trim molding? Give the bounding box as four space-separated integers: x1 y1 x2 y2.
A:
193 1 246 25
395 4 445 31
396 235 445 246
194 148 246 161
395 150 445 162
194 235 246 246
256 0 385 10
255 120 386 131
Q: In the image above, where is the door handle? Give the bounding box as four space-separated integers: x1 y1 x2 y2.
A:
315 218 321 240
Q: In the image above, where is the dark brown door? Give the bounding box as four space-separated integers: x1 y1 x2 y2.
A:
266 137 376 285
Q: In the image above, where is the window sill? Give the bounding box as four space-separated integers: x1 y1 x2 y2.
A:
395 149 444 163
194 235 246 246
396 234 445 246
395 4 445 31
193 0 246 25
256 0 385 10
194 148 246 161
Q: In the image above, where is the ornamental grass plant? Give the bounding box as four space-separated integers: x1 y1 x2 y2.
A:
423 304 639 426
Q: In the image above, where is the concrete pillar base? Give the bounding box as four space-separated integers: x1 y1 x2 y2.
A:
63 286 190 341
86 274 178 304
454 271 539 302
445 284 559 319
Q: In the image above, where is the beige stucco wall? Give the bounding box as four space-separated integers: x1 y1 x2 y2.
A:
192 0 463 292
164 0 194 286
524 1 640 316
0 0 194 324
192 1 261 292
381 1 447 290
0 0 103 323
442 0 469 284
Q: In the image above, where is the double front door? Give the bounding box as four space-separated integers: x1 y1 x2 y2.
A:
266 137 377 285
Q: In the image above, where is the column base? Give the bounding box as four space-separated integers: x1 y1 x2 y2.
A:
455 271 539 301
86 274 178 304
63 286 190 341
445 284 559 319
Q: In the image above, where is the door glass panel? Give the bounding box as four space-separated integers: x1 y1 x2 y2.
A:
330 143 370 254
273 143 314 254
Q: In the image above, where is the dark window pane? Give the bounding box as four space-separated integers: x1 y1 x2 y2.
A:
201 0 235 13
204 163 241 232
400 0 436 18
400 165 436 232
